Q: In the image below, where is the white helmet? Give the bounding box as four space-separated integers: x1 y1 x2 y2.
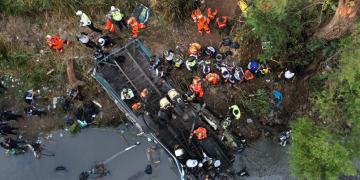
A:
198 163 203 167
111 6 116 11
186 159 198 168
76 10 83 15
175 148 185 157
214 160 221 167
98 38 105 46
46 34 52 39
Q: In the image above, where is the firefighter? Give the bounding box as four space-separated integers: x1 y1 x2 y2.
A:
76 10 102 35
229 105 241 120
100 20 121 40
244 70 254 81
207 8 218 25
215 16 229 37
46 34 71 53
173 54 184 70
189 43 201 56
186 55 198 74
127 17 146 38
190 77 203 98
191 127 207 140
203 73 220 87
163 49 175 63
196 14 212 36
108 6 128 32
199 59 211 78
120 87 135 106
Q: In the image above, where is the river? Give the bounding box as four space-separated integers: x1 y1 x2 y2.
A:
0 124 293 180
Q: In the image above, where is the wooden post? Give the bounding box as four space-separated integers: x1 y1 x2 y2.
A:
66 58 84 89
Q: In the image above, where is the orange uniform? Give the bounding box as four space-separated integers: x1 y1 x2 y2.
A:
191 127 207 140
190 77 203 97
191 8 201 23
47 35 70 52
207 8 218 20
105 20 115 33
244 70 254 81
216 16 228 28
196 15 211 35
127 17 146 38
189 43 201 55
204 73 220 85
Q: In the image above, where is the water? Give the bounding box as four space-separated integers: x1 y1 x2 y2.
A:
0 125 180 180
0 124 293 180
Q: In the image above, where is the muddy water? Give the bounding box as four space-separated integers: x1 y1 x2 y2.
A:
0 125 179 180
234 138 292 180
0 124 292 180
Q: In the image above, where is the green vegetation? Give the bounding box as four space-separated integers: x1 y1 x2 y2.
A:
289 22 360 179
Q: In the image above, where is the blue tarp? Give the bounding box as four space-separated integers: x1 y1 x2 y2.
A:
273 91 283 107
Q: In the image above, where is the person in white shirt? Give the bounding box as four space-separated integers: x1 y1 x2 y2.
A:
275 68 296 82
219 67 230 85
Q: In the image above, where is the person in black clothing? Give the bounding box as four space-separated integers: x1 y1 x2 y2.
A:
0 125 20 136
75 31 100 49
149 56 166 70
1 138 25 150
98 36 114 50
24 106 47 118
0 81 6 97
93 49 108 61
192 0 201 10
0 110 24 122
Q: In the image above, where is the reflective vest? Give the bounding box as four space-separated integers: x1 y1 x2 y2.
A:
160 97 172 110
81 13 91 25
105 20 115 33
140 89 148 98
197 16 210 27
207 8 218 20
112 10 123 21
244 70 254 81
128 17 138 27
205 73 219 82
189 43 201 55
122 89 133 99
186 60 197 67
231 105 241 119
132 103 141 109
217 17 227 28
191 127 207 140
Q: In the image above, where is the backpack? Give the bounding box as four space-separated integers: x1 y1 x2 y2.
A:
60 99 74 111
73 108 84 120
79 172 89 180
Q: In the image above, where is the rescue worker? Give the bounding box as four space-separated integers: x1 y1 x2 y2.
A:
98 36 114 50
259 63 271 77
207 8 218 25
46 34 71 53
163 49 175 63
189 43 201 56
196 14 212 36
186 55 198 74
93 49 107 61
202 46 216 59
275 68 296 82
132 102 145 115
167 89 186 109
159 97 174 121
127 16 146 38
190 127 207 140
149 55 165 70
229 105 241 120
215 16 229 37
0 124 20 136
76 10 102 35
108 6 128 32
0 110 24 122
24 106 47 118
247 60 259 73
120 87 135 106
140 88 152 102
190 77 203 98
199 59 211 78
173 54 184 70
234 66 245 85
174 144 187 160
219 67 230 85
75 32 100 49
100 20 121 40
244 70 254 81
203 73 220 87
183 90 205 109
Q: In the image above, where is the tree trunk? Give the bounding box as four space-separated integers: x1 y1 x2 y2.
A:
314 0 360 40
66 58 84 89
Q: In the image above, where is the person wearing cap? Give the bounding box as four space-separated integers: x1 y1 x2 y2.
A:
244 70 254 81
172 54 184 70
186 159 199 168
121 87 135 106
215 16 229 37
149 55 166 70
207 8 218 22
275 67 296 82
46 34 71 53
202 46 216 59
174 144 187 160
219 66 230 85
98 36 114 50
229 105 241 120
203 73 220 87
75 10 102 35
163 49 175 63
100 20 121 40
190 76 204 98
108 6 128 32
196 14 212 36
75 32 100 49
186 55 198 74
233 66 245 85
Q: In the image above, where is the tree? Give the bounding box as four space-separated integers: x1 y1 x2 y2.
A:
289 22 360 180
315 0 360 40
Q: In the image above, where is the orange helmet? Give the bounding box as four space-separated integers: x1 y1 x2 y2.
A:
132 103 141 109
140 89 148 98
192 76 201 85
